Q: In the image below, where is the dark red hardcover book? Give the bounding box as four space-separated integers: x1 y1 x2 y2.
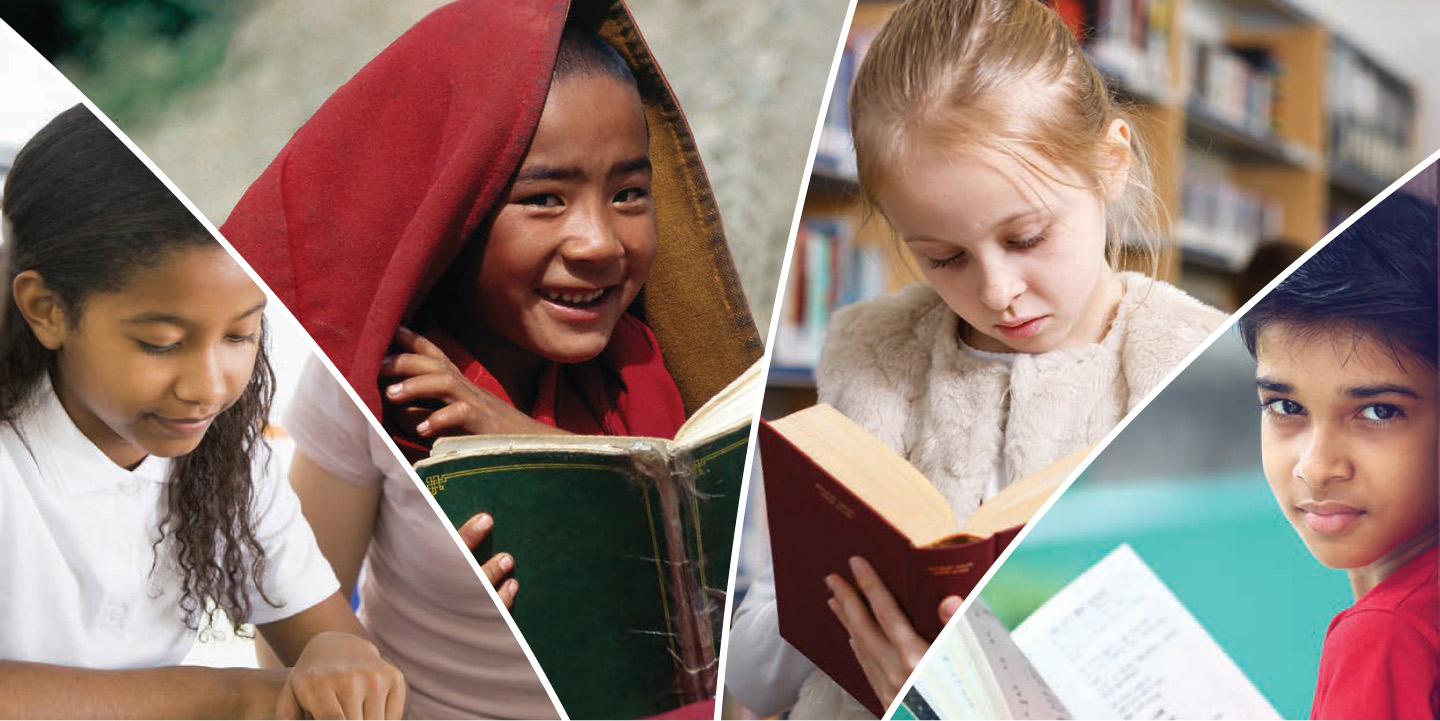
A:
759 419 1019 715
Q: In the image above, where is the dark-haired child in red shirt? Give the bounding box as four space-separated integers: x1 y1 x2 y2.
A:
1238 190 1439 720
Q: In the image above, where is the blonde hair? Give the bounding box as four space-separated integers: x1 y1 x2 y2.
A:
849 0 1164 275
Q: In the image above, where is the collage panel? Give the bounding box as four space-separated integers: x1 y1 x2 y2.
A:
726 1 1437 720
727 0 1232 718
3 0 845 719
0 37 422 717
901 163 1438 720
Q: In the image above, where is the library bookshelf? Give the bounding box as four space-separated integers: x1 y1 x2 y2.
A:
771 0 1418 407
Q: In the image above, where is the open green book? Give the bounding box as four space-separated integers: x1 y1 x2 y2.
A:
415 358 762 720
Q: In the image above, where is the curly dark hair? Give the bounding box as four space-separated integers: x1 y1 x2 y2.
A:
0 104 279 633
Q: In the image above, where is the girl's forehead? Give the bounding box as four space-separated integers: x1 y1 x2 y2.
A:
877 146 1077 234
99 246 264 316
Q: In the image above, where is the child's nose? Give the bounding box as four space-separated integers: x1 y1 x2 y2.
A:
977 260 1023 311
174 347 229 408
1293 424 1354 487
561 203 625 265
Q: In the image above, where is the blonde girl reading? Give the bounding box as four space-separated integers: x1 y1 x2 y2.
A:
728 0 1225 717
0 106 404 719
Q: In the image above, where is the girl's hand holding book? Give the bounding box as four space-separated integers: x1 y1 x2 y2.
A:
381 326 568 438
459 512 519 608
826 556 963 710
275 631 406 719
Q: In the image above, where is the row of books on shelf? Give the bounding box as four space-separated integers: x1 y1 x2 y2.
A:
772 218 888 370
1049 0 1175 101
1182 36 1278 139
1176 163 1284 271
1327 40 1415 187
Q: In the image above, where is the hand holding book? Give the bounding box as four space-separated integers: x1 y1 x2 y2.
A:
827 556 964 710
759 404 1087 714
457 512 519 608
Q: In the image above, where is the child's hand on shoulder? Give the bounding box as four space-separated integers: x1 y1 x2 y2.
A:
381 326 566 438
276 631 405 719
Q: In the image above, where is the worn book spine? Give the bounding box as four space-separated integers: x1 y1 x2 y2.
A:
644 448 717 704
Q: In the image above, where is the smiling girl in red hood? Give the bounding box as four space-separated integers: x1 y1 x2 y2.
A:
221 0 760 718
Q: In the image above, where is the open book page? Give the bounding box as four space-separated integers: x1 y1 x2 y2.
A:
674 356 764 449
909 600 1073 719
1011 545 1280 720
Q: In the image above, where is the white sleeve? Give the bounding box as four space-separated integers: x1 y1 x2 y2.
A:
284 358 386 489
244 440 341 625
726 548 817 716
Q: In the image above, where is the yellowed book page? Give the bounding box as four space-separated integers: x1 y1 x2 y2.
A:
961 447 1089 538
770 404 957 545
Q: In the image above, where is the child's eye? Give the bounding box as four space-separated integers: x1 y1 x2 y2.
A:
137 340 179 355
927 251 967 270
613 187 648 204
225 333 260 345
518 194 563 208
1359 403 1403 422
1010 233 1047 250
1261 398 1303 417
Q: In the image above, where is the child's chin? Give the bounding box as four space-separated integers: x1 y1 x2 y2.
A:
537 335 613 365
142 437 208 460
1298 533 1382 570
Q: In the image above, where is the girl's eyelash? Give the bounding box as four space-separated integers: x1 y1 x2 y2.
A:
926 232 1044 269
927 252 965 270
227 333 260 345
1011 233 1047 249
138 341 179 355
518 194 562 208
614 187 648 203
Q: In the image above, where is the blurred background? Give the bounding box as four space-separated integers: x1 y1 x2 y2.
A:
1 0 850 340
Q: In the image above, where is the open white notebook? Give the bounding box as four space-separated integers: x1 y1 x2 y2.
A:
902 544 1279 720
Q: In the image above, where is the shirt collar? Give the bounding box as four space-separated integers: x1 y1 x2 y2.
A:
27 374 169 495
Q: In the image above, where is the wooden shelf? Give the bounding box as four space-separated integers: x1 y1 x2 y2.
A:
1328 161 1394 202
1219 0 1310 23
1184 101 1318 169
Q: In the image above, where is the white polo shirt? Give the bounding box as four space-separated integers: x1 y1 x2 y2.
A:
0 376 338 668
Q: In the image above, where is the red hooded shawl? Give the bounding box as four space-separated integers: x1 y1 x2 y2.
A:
220 0 759 438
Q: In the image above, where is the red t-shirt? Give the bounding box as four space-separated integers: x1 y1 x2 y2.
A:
1311 544 1439 719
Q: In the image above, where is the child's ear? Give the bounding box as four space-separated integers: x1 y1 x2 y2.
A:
12 270 69 350
1101 118 1133 204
